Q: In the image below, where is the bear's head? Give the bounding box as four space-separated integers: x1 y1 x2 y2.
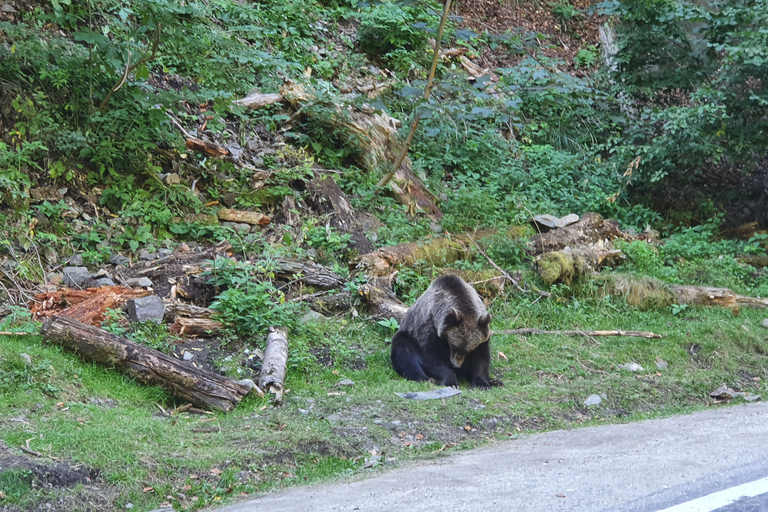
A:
439 309 492 368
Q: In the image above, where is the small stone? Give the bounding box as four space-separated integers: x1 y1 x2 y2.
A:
68 254 84 266
62 267 90 287
762 319 768 329
157 248 172 258
235 471 251 482
34 403 44 411
125 277 153 288
336 379 355 387
530 214 560 233
182 351 194 361
109 253 130 266
300 310 327 324
327 414 342 422
43 246 58 264
126 295 164 324
139 251 157 261
655 359 668 370
163 173 181 185
299 409 309 415
0 259 18 271
618 362 644 372
90 277 116 287
584 394 602 406
47 273 63 285
19 353 32 365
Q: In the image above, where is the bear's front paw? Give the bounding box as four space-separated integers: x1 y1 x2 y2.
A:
471 379 491 390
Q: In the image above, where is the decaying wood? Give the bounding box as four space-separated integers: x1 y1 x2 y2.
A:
139 240 233 269
31 287 151 325
536 244 624 285
232 92 284 109
280 80 442 220
306 174 375 254
355 236 475 277
358 277 409 322
669 285 768 313
259 327 289 404
185 137 228 157
163 302 217 322
306 291 352 315
494 328 662 339
273 259 346 288
169 317 224 336
530 212 628 255
41 315 251 411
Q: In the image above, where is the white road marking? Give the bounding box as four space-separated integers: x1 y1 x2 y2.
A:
659 476 768 512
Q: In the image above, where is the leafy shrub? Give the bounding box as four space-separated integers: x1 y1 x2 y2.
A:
356 1 436 59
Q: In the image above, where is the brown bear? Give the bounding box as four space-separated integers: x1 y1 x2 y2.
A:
390 275 492 389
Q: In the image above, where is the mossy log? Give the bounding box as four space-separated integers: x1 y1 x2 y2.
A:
273 259 346 288
669 285 768 314
280 81 442 220
595 275 768 313
354 227 528 277
358 277 409 322
536 246 623 285
41 315 251 412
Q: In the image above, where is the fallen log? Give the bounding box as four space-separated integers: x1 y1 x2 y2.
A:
536 245 624 285
670 285 768 314
41 315 250 411
169 317 224 337
494 328 662 339
273 259 346 288
358 277 409 322
259 327 289 404
185 137 228 157
354 230 529 277
232 91 284 109
280 80 442 220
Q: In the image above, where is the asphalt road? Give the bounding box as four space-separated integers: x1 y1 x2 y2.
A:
210 402 768 512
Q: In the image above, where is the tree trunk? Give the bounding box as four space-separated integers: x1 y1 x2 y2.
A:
670 285 768 313
259 327 289 404
41 315 250 412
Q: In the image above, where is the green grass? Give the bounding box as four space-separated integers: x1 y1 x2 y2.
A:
2 290 767 511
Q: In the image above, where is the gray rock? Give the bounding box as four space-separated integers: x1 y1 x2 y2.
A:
299 409 309 415
584 394 602 406
19 353 32 365
395 387 462 400
655 360 668 370
90 277 116 287
109 253 130 266
300 310 327 324
619 362 644 372
126 295 164 324
327 414 342 423
762 319 768 329
530 214 560 232
157 248 173 258
182 351 194 361
558 213 580 227
68 254 84 266
336 379 355 387
139 251 157 261
47 273 63 285
235 470 251 482
43 246 58 264
62 267 91 287
0 259 18 271
125 277 153 288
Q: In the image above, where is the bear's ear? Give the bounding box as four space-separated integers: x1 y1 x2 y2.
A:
478 313 491 328
445 308 464 328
